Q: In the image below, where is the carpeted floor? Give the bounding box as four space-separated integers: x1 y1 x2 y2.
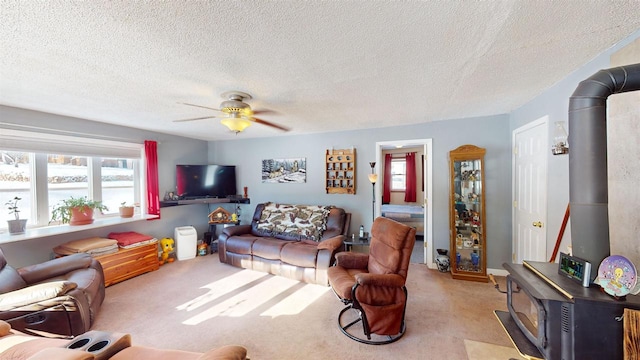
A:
411 238 425 264
92 255 518 359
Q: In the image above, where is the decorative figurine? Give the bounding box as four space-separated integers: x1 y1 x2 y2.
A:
159 237 175 265
197 242 208 256
470 230 480 248
471 211 480 226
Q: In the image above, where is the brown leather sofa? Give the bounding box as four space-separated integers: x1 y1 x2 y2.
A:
0 248 105 337
218 203 351 285
0 320 247 360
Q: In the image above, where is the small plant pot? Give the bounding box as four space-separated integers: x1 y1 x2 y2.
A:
7 219 27 234
70 207 94 225
119 206 134 218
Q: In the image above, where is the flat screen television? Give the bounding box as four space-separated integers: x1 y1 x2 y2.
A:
176 165 237 199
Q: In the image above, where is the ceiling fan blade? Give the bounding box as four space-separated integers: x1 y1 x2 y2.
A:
173 115 217 122
252 117 289 132
178 102 222 112
252 108 278 115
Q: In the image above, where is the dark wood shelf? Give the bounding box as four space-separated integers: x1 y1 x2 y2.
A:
160 197 250 208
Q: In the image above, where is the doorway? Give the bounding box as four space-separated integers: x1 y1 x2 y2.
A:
512 117 548 263
375 139 433 268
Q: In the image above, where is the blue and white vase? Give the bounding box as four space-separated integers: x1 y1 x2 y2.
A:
435 249 450 272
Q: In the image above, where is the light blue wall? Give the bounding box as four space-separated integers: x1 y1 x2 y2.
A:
208 114 512 269
0 106 212 267
509 29 640 259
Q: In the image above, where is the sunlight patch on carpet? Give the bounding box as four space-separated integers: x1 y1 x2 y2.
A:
182 275 300 325
176 270 268 312
260 283 329 318
464 339 526 360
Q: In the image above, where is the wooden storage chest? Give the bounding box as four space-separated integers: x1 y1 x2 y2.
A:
94 242 159 287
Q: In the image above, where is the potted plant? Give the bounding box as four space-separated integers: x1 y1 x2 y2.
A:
50 196 108 225
5 196 27 234
119 201 135 218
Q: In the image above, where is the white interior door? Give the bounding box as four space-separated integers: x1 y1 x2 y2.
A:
513 117 548 263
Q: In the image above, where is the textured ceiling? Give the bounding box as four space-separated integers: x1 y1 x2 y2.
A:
1 1 639 141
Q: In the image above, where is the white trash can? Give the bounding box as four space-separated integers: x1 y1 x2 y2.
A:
175 226 197 260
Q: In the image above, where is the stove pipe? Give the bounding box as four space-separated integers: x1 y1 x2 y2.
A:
568 62 640 269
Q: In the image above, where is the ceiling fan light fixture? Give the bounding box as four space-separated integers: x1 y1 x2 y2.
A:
176 91 288 133
221 113 252 133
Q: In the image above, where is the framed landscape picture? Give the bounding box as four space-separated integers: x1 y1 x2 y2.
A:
261 158 306 183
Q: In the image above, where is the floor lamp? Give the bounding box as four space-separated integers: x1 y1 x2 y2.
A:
368 162 378 223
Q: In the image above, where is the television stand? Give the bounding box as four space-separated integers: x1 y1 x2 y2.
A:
159 197 250 207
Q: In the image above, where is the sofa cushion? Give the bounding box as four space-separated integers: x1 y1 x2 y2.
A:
0 281 77 311
280 242 318 268
253 203 331 241
225 235 259 255
252 238 288 260
322 207 348 239
0 263 27 294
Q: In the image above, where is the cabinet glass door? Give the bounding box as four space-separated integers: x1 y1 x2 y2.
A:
449 145 487 282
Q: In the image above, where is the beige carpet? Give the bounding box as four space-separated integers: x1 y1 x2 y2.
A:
465 339 526 360
92 255 516 359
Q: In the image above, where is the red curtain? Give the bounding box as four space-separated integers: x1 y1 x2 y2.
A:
145 140 160 218
383 153 392 204
404 152 417 202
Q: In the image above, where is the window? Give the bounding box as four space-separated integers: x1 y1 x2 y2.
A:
0 129 143 230
100 158 137 214
48 155 90 220
0 152 33 225
391 159 406 191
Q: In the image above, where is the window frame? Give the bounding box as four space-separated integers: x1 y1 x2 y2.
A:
1 129 145 230
390 158 407 191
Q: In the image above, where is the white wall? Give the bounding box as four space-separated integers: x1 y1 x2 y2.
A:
609 38 640 267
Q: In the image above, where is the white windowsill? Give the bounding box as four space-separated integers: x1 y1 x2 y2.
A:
0 214 159 245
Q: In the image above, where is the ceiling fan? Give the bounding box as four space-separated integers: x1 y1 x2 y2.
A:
174 91 289 134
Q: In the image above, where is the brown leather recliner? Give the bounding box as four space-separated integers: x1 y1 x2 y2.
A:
327 217 416 344
0 320 248 360
0 248 105 337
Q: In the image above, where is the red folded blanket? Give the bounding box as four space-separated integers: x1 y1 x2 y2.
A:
108 231 154 247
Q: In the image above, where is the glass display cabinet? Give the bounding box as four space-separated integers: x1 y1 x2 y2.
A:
449 145 488 282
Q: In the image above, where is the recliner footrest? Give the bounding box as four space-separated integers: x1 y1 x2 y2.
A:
66 330 131 360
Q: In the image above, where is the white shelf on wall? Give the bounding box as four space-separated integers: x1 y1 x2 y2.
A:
0 214 159 245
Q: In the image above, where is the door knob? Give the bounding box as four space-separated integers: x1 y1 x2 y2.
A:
532 221 543 228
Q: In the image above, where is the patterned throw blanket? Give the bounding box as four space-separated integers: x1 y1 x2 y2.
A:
256 203 332 241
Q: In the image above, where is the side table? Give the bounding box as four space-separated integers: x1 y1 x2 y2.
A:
207 221 240 253
344 237 370 252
